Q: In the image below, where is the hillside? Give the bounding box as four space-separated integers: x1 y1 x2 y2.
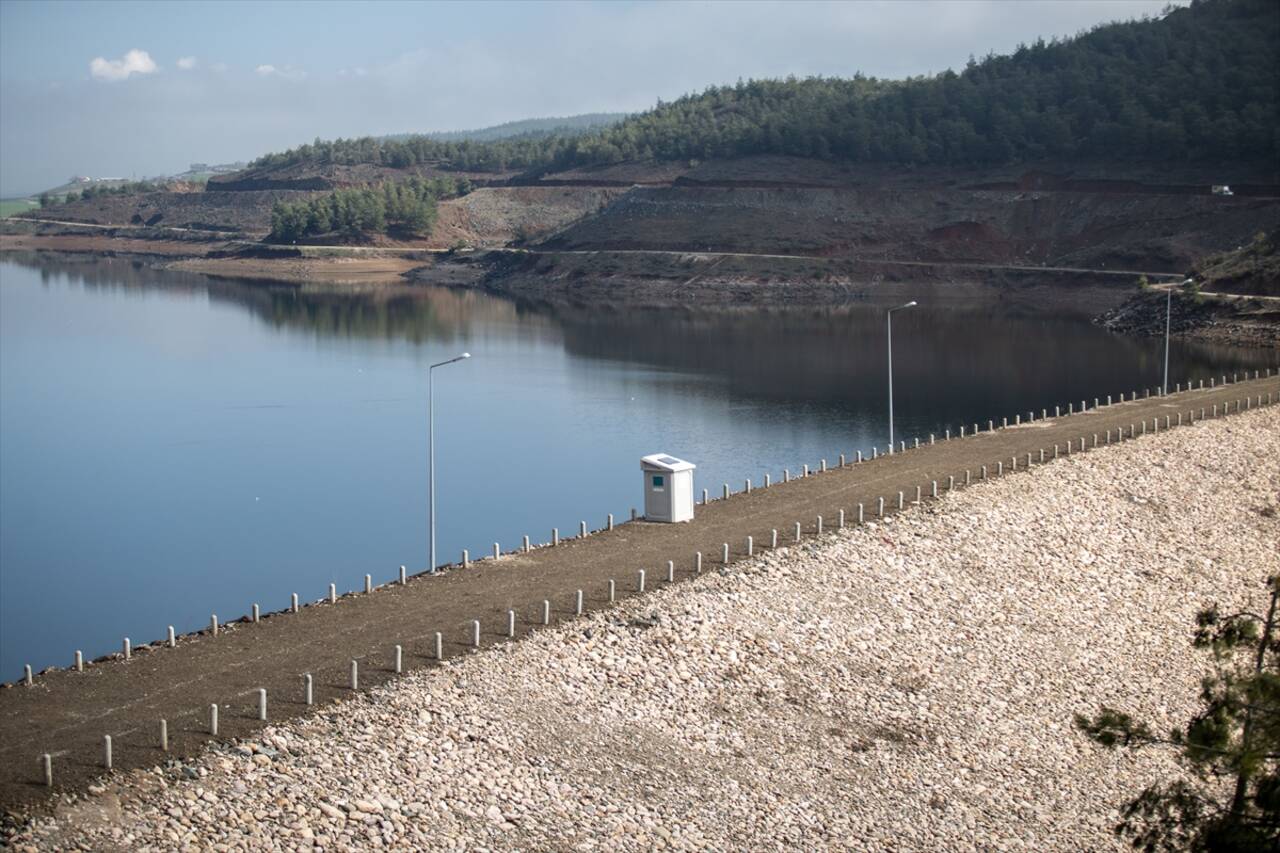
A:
241 0 1278 176
407 113 628 143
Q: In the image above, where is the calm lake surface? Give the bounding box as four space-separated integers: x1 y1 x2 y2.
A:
1 254 1276 678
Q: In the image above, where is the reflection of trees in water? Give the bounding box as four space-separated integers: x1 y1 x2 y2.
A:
3 253 548 345
6 253 1273 422
543 300 1276 421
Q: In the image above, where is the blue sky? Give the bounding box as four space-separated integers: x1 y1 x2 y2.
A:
0 0 1177 196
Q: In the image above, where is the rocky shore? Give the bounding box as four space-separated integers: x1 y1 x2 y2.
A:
9 406 1279 852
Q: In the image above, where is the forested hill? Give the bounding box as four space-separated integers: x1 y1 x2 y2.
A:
419 113 628 143
249 0 1276 174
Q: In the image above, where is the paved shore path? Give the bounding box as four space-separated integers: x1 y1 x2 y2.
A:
2 373 1276 813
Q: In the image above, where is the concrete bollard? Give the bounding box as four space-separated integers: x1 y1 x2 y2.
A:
211 614 219 636
897 491 905 510
723 483 730 499
210 704 218 736
1026 453 1032 467
253 603 260 623
24 664 32 685
507 611 515 638
364 574 372 594
702 488 710 503
75 650 83 671
304 673 313 705
858 503 865 524
290 594 298 615
746 536 754 556
839 509 846 528
329 584 337 605
931 481 938 499
696 552 703 572
258 688 267 721
552 528 559 546
872 448 878 460
930 433 935 444
745 479 752 494
434 632 443 661
822 459 828 471
543 600 551 625
351 659 360 689
638 570 646 592
722 543 730 563
1055 406 1060 417
631 508 638 520
607 514 614 531
945 429 951 441
523 535 531 553
817 515 823 535
493 542 500 560
395 644 403 673
765 473 771 487
1014 416 1020 426
123 638 131 660
840 454 846 466
580 521 588 538
160 718 168 751
857 450 864 462
960 426 966 438
771 529 779 548
471 620 481 648
965 470 972 485
1002 417 1007 428
608 580 616 603
900 441 906 453
914 486 922 504
1010 456 1017 471
877 497 885 517
1068 403 1074 415
980 465 987 479
912 439 918 449
400 565 407 585
997 462 1003 476
1177 413 1183 426
577 589 584 615
104 735 112 770
803 465 810 477
42 753 52 787
1106 395 1112 406
947 476 954 491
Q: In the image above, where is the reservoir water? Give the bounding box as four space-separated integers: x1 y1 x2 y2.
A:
1 254 1275 679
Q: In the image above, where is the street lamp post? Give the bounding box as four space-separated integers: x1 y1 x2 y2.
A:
429 352 471 573
887 301 917 452
1163 286 1172 395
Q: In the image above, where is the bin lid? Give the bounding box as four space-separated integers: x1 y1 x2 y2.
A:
641 453 695 473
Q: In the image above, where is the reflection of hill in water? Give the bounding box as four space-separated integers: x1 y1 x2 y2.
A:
5 253 1272 420
2 253 550 345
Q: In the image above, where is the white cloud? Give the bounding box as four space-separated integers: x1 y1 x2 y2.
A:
176 56 197 70
255 63 307 81
89 49 158 81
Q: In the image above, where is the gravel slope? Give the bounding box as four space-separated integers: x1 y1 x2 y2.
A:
14 407 1279 852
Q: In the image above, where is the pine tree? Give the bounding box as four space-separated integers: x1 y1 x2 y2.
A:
1075 576 1280 852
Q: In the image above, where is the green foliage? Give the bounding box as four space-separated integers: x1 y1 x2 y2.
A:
1076 576 1280 852
251 0 1276 175
37 192 51 208
267 177 457 243
1138 274 1152 291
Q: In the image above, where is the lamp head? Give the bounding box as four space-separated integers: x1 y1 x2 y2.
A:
460 352 471 359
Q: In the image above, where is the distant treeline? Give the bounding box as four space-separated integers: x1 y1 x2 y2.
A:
250 0 1277 174
267 176 470 242
40 181 163 206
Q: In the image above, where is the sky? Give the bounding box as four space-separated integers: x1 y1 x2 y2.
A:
0 0 1179 197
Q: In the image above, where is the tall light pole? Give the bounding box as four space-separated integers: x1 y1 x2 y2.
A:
1163 285 1172 395
887 301 917 452
429 352 471 573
